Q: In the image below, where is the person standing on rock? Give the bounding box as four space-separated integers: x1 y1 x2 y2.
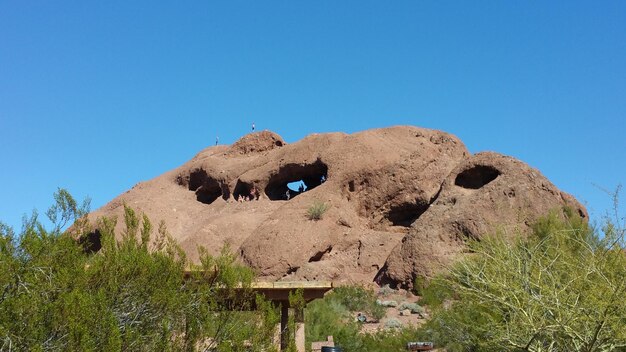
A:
215 136 219 145
285 190 290 200
252 122 255 132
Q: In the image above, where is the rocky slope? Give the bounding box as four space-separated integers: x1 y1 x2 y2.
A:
86 126 586 287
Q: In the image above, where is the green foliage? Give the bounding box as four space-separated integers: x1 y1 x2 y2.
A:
357 327 431 352
305 295 361 351
383 318 402 330
0 188 279 351
417 276 454 307
285 289 305 352
307 201 329 221
306 289 428 352
411 275 427 296
306 285 409 351
45 187 91 232
397 302 424 315
376 299 397 308
333 286 386 321
423 208 626 351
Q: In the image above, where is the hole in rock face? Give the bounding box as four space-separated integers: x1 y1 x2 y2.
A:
308 245 332 262
264 160 328 200
220 183 231 200
286 266 299 275
386 201 430 227
233 180 259 200
79 230 102 254
188 169 227 204
288 180 307 192
374 264 400 289
455 165 501 189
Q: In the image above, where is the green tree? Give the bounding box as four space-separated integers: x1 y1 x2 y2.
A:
0 189 279 351
424 208 626 351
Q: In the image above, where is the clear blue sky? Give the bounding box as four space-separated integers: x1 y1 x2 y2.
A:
1 1 624 231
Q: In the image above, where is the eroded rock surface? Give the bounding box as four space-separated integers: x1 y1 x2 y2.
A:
376 152 587 287
87 127 585 286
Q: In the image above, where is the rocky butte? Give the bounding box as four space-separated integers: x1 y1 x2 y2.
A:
87 126 586 288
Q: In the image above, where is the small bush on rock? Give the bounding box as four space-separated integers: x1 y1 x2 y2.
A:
307 201 329 220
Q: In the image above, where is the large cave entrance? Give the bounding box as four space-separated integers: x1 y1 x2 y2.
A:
264 160 328 200
188 169 229 204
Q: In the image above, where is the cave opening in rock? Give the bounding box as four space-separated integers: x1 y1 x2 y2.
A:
78 230 102 254
188 169 227 204
374 264 400 289
233 180 259 200
264 160 328 200
454 165 501 189
386 201 430 227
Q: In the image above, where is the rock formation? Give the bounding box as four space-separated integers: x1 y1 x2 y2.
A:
376 152 588 287
86 126 586 287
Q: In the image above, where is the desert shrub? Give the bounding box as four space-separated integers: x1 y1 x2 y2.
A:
306 285 388 349
334 286 386 321
307 201 329 220
418 276 454 307
0 189 280 351
358 326 431 352
398 302 424 315
384 318 402 329
377 284 395 297
412 275 428 296
305 296 361 351
306 291 427 351
423 208 626 351
376 299 398 308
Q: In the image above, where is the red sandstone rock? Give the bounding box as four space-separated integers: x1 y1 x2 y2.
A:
86 127 585 286
377 152 587 288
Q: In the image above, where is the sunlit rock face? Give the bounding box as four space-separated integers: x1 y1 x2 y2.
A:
87 126 585 286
